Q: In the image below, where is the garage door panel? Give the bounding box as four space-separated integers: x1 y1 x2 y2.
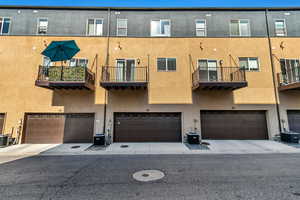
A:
287 110 300 133
24 113 95 144
201 111 268 140
63 114 94 143
24 114 65 144
114 113 181 142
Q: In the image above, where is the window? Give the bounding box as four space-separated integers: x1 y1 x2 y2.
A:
195 19 206 36
117 19 127 36
280 59 300 83
157 58 176 71
116 59 135 81
151 19 170 37
42 56 54 66
37 18 48 34
275 19 287 36
0 17 11 34
87 19 103 36
230 19 250 36
69 58 88 67
239 57 259 71
198 59 218 81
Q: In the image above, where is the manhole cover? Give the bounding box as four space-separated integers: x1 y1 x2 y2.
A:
133 170 165 182
120 145 129 148
71 145 81 149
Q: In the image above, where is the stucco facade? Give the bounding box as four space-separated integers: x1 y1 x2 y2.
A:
0 6 300 143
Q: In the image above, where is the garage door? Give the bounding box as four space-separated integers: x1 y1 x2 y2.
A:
201 111 268 140
0 114 5 134
287 110 300 133
114 113 182 142
24 113 94 144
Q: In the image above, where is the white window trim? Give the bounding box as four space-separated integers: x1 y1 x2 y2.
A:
86 18 104 36
150 19 171 37
0 17 11 35
115 58 137 65
36 17 48 35
116 18 128 36
197 59 218 69
230 19 251 37
69 57 89 67
195 19 207 37
274 19 287 37
239 57 260 71
157 57 177 72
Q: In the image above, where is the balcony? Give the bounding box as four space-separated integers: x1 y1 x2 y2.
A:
192 67 247 90
100 66 148 90
35 65 95 90
277 68 300 91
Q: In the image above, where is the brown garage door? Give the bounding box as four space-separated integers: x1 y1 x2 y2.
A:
0 114 5 134
287 110 300 133
114 113 182 142
24 113 94 144
201 111 268 140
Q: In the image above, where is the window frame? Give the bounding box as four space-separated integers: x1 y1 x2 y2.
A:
0 17 11 35
157 57 177 72
274 19 287 37
238 57 260 71
230 19 251 37
36 17 48 35
116 18 128 36
69 57 89 67
150 19 171 37
195 19 207 37
86 18 104 36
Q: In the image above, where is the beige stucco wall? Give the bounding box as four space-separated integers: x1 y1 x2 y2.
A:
270 38 300 131
0 36 281 141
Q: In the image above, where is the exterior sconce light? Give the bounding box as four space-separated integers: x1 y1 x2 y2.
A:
117 42 122 50
280 41 285 50
137 59 141 65
200 42 203 51
219 60 224 66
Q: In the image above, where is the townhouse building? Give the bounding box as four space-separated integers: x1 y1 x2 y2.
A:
0 6 299 143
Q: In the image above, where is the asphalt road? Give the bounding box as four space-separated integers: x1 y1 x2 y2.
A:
0 154 300 200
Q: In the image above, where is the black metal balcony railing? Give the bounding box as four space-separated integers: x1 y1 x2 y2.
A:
278 67 300 91
192 67 247 90
100 66 148 89
35 65 95 90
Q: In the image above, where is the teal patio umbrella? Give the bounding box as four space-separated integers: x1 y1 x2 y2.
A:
41 40 80 62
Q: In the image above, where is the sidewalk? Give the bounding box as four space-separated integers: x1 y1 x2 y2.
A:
0 140 299 158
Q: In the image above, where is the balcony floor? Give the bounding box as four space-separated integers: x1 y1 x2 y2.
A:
35 80 95 90
100 82 148 90
193 81 248 90
279 82 300 91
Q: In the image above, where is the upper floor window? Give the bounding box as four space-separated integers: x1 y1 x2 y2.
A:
275 19 287 36
195 19 206 37
239 57 259 71
230 19 250 37
198 59 218 81
157 58 176 71
37 18 48 35
0 17 11 34
117 19 128 36
87 19 103 36
69 58 88 67
151 19 170 37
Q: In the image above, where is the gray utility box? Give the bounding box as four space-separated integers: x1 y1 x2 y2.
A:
280 132 300 143
187 133 200 144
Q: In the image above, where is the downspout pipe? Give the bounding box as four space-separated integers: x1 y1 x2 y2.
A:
102 8 111 134
265 8 282 134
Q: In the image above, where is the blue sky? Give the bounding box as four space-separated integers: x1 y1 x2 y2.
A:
0 0 299 7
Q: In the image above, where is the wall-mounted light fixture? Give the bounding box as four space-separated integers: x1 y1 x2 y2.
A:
280 41 285 50
117 42 122 50
200 42 203 51
219 60 224 66
137 58 141 65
